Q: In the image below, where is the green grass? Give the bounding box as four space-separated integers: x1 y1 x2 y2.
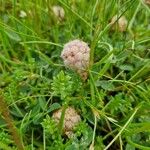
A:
0 0 150 149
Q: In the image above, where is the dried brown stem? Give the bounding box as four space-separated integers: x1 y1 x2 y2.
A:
0 94 24 150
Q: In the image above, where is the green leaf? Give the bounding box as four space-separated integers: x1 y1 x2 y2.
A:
51 71 74 99
38 97 47 111
5 29 21 42
96 80 115 91
47 103 61 113
33 113 43 124
119 64 133 71
125 144 135 150
30 103 41 118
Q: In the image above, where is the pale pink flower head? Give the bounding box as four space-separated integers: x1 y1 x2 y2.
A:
52 107 81 137
110 15 128 32
61 39 90 80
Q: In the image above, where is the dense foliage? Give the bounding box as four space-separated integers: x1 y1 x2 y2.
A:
0 0 150 149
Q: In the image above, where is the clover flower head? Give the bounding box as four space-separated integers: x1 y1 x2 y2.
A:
61 39 90 80
111 15 128 32
52 5 65 21
52 107 81 137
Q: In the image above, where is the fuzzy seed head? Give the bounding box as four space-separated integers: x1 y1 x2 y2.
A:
52 107 81 137
52 5 65 21
61 39 90 79
111 15 128 32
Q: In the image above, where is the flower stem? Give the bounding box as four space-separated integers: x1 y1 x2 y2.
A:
58 102 68 136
